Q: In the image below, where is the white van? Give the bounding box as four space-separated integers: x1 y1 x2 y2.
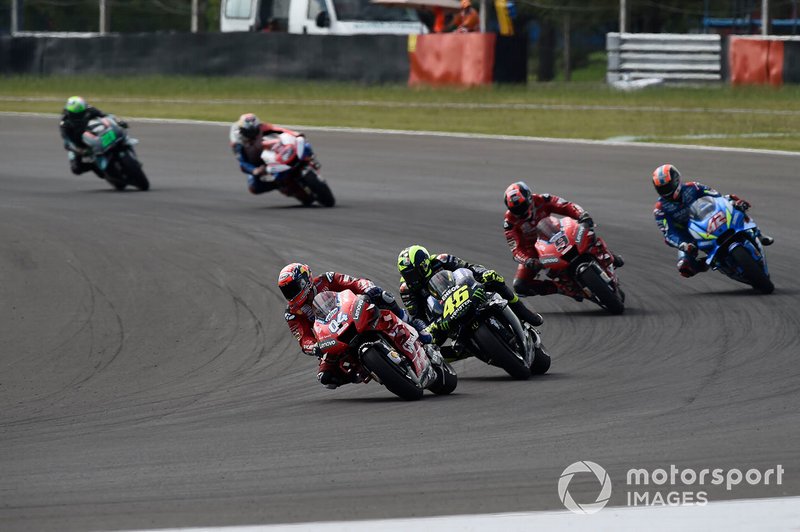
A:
220 0 425 35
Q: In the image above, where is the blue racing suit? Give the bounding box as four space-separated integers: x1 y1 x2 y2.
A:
229 122 305 195
653 181 720 275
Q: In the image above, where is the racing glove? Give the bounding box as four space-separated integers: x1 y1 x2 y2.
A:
524 258 540 270
480 270 504 284
727 194 751 212
678 242 698 256
308 343 323 357
252 165 267 177
472 286 488 303
578 212 594 228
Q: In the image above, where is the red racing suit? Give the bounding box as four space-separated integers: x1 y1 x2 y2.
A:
504 194 614 296
283 272 421 384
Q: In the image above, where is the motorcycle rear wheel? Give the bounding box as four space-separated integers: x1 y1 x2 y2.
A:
731 246 774 294
473 323 531 380
361 344 424 401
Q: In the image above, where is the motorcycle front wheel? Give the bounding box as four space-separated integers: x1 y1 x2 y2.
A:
361 343 424 401
303 170 335 207
577 265 625 315
472 323 531 380
730 246 774 294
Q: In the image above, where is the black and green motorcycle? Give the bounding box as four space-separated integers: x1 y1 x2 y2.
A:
425 268 551 380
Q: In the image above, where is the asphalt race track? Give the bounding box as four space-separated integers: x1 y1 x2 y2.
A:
1 115 799 531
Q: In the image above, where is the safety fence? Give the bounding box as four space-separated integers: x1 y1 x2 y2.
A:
606 32 722 83
0 32 409 83
0 32 527 86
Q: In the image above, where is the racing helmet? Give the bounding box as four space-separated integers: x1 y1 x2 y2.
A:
238 113 262 141
278 263 315 311
397 245 432 290
64 96 88 118
504 181 533 217
652 164 681 200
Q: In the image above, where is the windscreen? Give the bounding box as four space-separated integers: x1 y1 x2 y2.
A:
690 196 719 221
312 291 338 320
428 270 455 300
536 217 562 240
332 0 416 21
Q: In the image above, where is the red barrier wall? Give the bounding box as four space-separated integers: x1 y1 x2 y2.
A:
730 36 785 86
729 37 769 85
408 33 496 87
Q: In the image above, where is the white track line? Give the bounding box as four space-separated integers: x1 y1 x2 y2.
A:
4 111 799 158
3 94 800 116
122 496 800 532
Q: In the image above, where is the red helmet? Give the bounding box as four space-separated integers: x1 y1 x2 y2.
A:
278 263 314 311
504 181 533 217
652 164 681 200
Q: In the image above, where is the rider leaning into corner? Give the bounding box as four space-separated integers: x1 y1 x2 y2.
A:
397 245 544 343
278 263 432 389
503 181 623 300
229 113 320 195
59 96 127 177
651 164 774 278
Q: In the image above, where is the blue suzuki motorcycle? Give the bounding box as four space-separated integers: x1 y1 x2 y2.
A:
688 196 774 294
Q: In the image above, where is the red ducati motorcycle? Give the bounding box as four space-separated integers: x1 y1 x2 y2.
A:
534 217 625 314
312 290 457 400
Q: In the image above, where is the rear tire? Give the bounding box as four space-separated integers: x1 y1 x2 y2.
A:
428 362 458 395
473 323 531 380
361 345 424 401
731 246 774 294
578 266 625 314
304 170 335 207
119 152 149 191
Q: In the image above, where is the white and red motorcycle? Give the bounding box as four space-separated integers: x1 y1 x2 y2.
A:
261 132 335 207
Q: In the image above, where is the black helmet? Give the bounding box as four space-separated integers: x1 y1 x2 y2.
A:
238 113 262 140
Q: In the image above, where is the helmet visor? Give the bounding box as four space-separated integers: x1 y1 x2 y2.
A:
241 127 259 140
509 203 529 216
280 278 304 301
655 180 679 199
401 267 427 288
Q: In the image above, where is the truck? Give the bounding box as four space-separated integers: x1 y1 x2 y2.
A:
220 0 427 35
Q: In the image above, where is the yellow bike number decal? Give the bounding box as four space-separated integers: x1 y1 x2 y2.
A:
442 286 469 318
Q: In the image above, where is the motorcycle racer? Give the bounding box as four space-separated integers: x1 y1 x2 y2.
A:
229 113 319 195
279 263 430 389
652 164 774 278
397 245 543 342
503 181 623 300
59 96 127 176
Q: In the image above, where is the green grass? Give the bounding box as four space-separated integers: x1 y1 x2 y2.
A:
2 75 799 152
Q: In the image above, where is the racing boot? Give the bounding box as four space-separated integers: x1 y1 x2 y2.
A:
509 297 544 327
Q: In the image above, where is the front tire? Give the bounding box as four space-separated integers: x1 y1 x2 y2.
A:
303 170 335 207
361 345 424 401
731 246 774 294
578 265 625 314
473 323 531 380
428 362 458 395
119 151 149 191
